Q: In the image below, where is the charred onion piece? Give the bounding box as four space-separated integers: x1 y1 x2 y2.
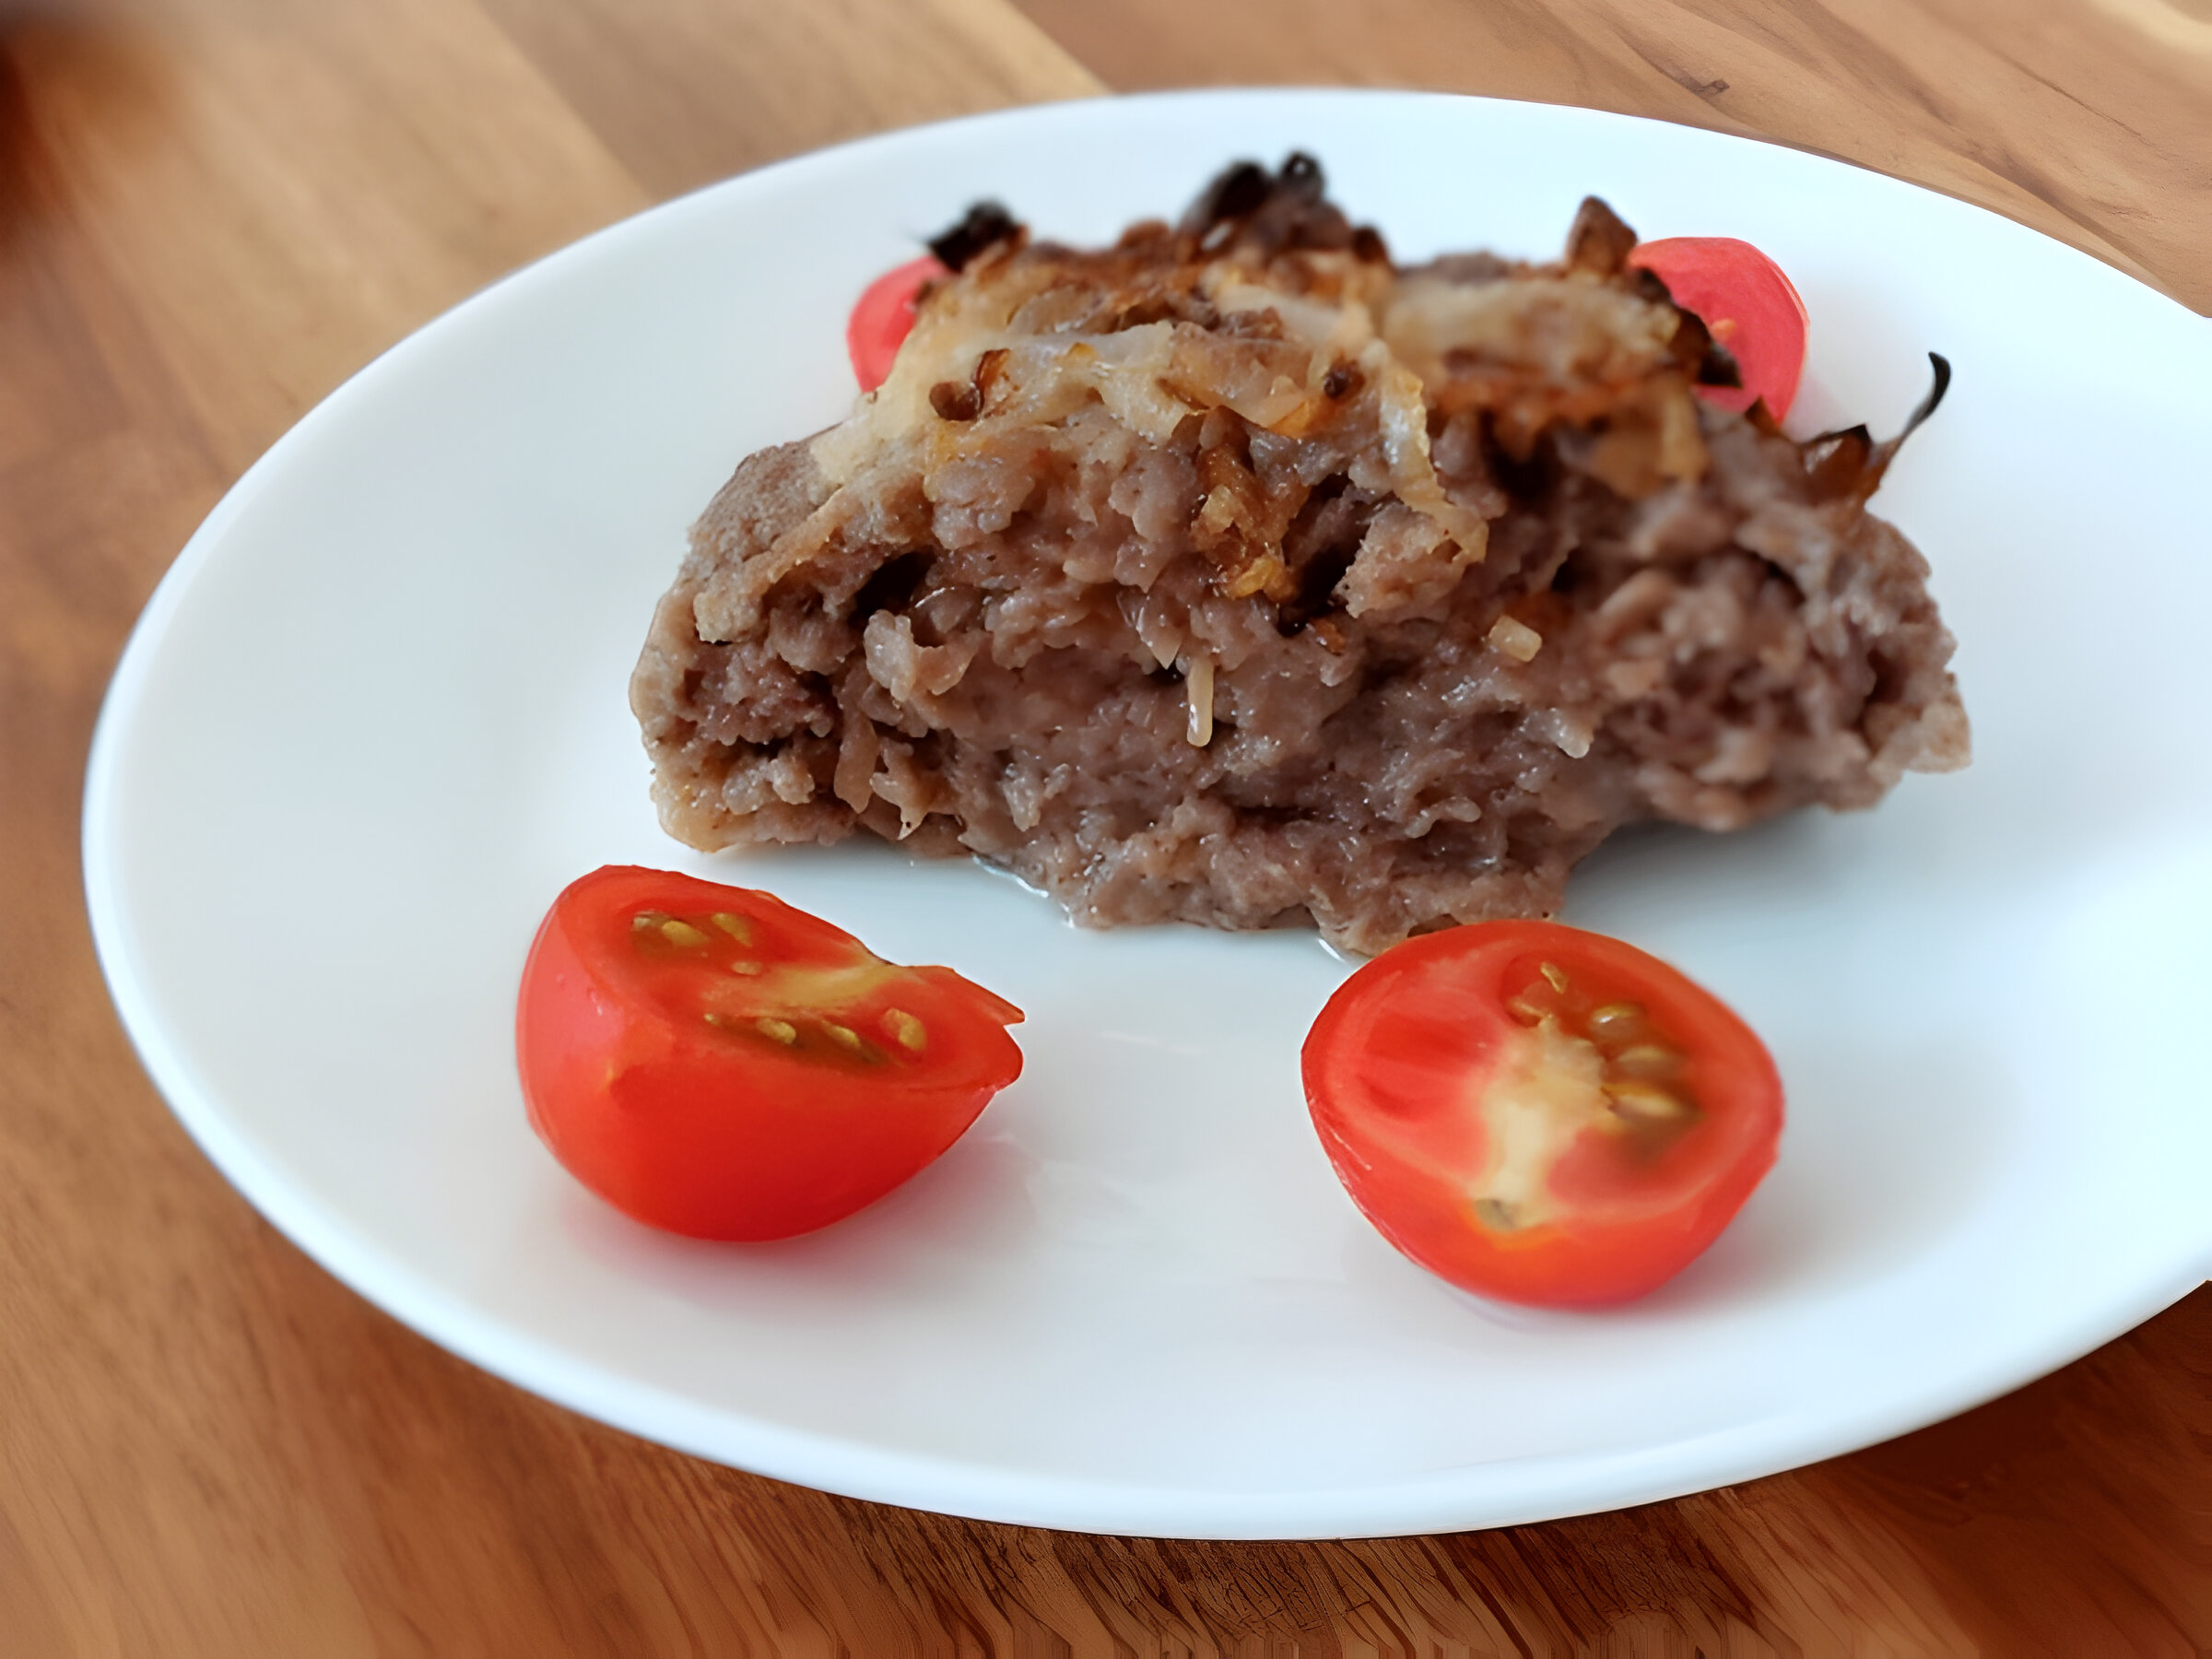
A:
1665 305 1745 390
1182 153 1326 231
1805 352 1951 503
1886 352 1952 453
927 202 1021 272
1698 343 1745 389
1277 150 1326 203
1564 195 1639 276
1176 153 1376 257
1802 425 1875 500
1183 159 1273 230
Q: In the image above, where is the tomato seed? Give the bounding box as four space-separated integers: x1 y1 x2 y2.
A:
631 910 670 933
1504 994 1548 1027
882 1008 927 1051
1611 1043 1679 1078
1586 1002 1644 1041
755 1017 797 1045
659 919 710 948
824 1023 863 1052
729 960 762 976
1538 961 1571 994
1605 1080 1691 1121
710 912 753 943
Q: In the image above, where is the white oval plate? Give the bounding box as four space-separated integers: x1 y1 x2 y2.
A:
84 90 2212 1539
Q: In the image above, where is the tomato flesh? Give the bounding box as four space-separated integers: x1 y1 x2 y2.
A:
1627 237 1808 421
1302 921 1782 1306
516 865 1022 1240
846 254 947 392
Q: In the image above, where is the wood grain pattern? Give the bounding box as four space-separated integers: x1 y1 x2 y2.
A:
1010 0 2212 311
1 2 2205 1653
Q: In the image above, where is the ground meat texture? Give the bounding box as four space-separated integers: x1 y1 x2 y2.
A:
632 162 1968 955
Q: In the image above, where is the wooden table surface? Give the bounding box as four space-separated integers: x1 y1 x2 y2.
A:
4 1 2206 1652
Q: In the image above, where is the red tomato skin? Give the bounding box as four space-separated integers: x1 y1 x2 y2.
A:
1626 237 1808 421
846 254 947 392
517 867 1021 1241
1303 922 1783 1307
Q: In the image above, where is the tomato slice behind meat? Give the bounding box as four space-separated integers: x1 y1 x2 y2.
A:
1627 237 1808 421
1303 921 1781 1306
517 865 1023 1241
846 254 947 392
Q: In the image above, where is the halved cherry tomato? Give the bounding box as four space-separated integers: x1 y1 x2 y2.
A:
516 865 1023 1240
847 253 947 392
1303 921 1781 1306
1627 237 1809 420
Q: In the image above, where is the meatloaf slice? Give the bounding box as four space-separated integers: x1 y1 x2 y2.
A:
632 158 1969 955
